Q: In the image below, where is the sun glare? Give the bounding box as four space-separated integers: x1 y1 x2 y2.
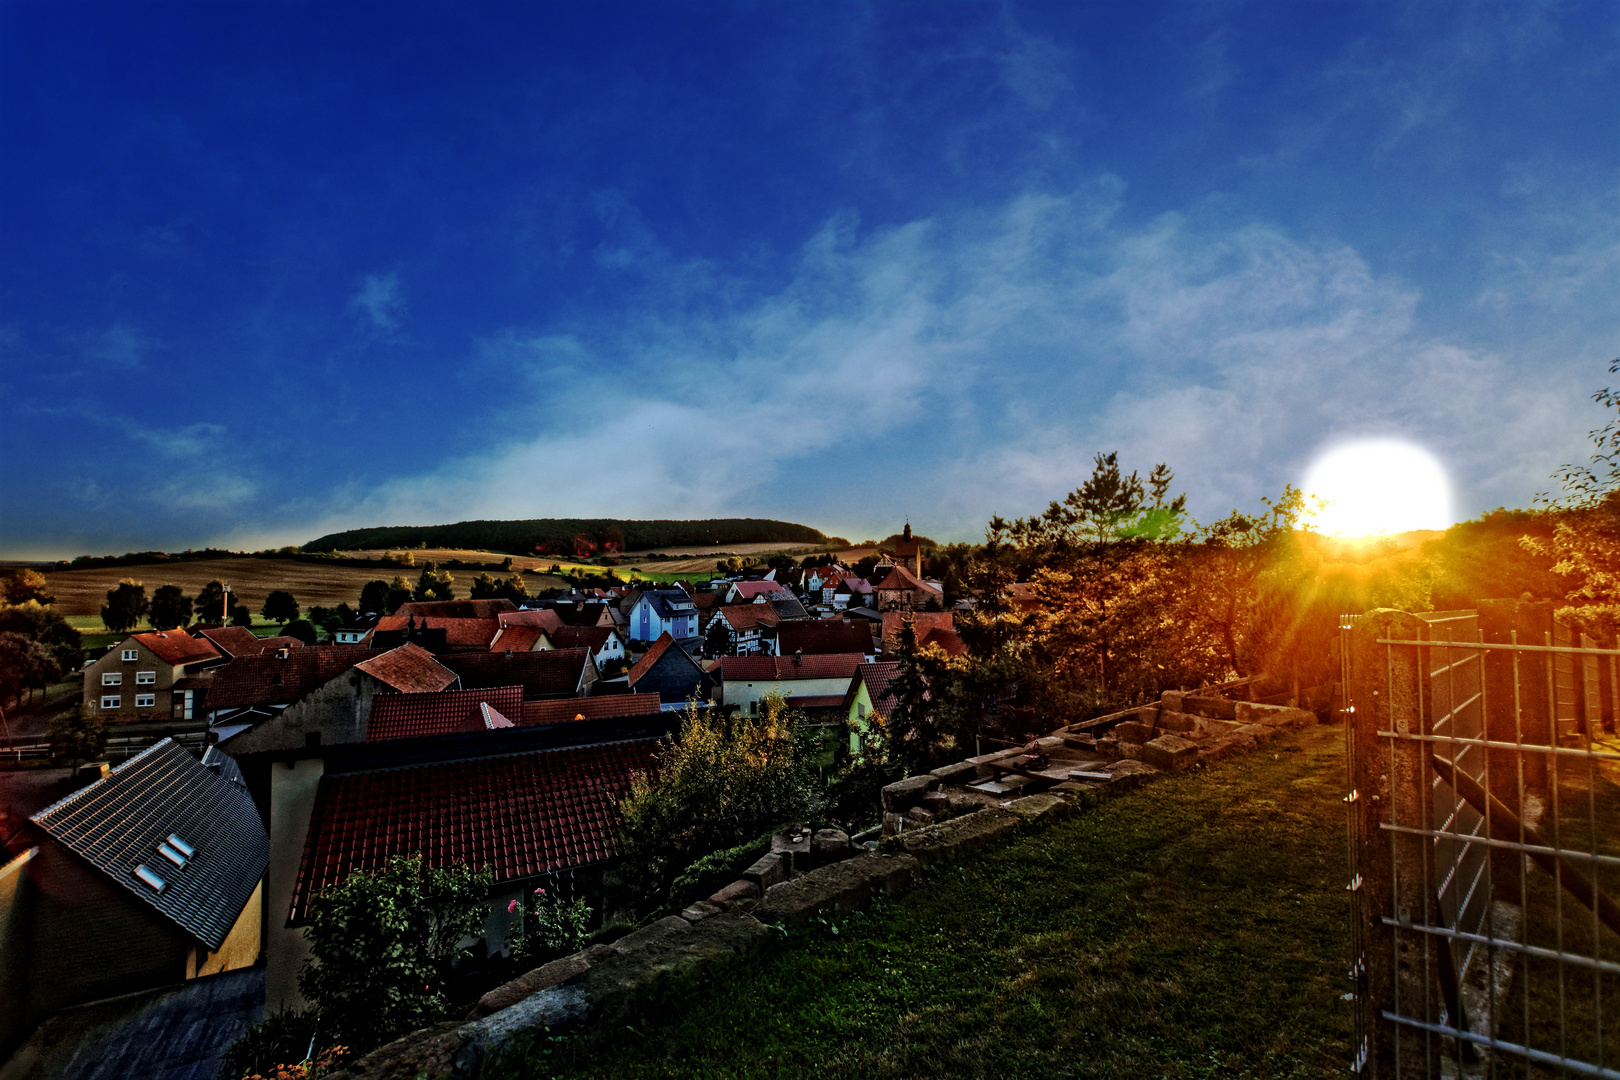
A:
1302 439 1452 538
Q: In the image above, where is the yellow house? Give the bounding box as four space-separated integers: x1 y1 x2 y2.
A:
841 661 900 754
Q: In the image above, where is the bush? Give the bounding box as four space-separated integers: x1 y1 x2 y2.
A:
665 832 775 912
509 886 593 967
615 695 818 903
219 1007 332 1080
298 854 492 1053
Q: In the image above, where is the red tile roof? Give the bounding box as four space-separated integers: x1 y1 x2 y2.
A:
490 625 548 653
625 632 675 688
714 604 781 632
881 611 955 652
920 626 968 657
289 738 663 922
394 599 519 619
372 614 500 647
784 694 845 709
844 661 902 715
440 648 592 699
130 631 222 667
873 565 940 594
716 653 865 682
497 609 564 633
776 620 874 656
354 643 460 694
195 625 288 659
547 625 615 651
206 645 376 709
255 637 309 653
519 695 664 727
730 580 788 600
365 686 525 742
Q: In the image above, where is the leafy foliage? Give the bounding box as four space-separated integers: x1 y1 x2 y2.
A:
148 584 193 630
262 589 300 624
298 854 492 1052
281 619 319 645
100 579 148 633
49 704 108 770
510 886 594 967
615 696 817 903
0 603 82 689
3 570 52 606
412 564 456 602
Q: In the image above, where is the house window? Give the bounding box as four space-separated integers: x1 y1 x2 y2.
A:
135 694 156 708
101 695 121 709
122 649 138 661
136 671 156 685
102 673 122 686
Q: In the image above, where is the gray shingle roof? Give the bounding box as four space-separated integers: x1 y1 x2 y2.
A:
31 738 268 951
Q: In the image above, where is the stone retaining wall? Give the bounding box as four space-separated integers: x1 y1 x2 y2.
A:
322 687 1318 1079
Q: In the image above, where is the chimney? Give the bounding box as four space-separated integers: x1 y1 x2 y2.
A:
794 648 802 666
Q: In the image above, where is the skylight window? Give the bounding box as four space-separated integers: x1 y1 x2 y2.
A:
166 834 196 859
134 864 167 892
158 842 188 868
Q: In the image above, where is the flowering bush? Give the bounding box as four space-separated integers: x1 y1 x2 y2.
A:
241 1044 348 1079
512 886 593 965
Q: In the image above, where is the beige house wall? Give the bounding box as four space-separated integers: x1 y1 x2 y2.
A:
264 758 324 1012
722 675 855 715
191 879 261 979
81 636 198 722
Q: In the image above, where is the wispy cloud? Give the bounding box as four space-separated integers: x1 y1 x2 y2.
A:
287 182 1595 544
349 271 405 332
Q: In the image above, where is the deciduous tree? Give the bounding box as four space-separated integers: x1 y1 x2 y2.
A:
100 579 148 633
49 704 108 771
148 584 193 631
3 570 52 606
261 590 300 625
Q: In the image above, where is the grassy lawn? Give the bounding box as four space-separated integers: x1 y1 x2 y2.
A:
505 724 1353 1080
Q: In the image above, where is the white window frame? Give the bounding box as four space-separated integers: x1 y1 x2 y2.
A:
101 695 121 709
135 693 156 709
102 672 122 686
121 649 138 661
135 670 156 685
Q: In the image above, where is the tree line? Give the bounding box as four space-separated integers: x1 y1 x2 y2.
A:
302 516 837 556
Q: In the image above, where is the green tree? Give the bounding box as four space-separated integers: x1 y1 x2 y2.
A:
0 632 56 708
0 604 82 681
193 580 231 624
886 618 938 770
147 584 193 631
385 575 414 613
704 618 731 657
616 695 816 900
358 579 391 615
299 854 492 1052
3 570 53 606
498 574 530 604
469 572 499 599
261 589 300 625
49 704 109 771
229 598 254 627
280 618 318 645
100 579 148 633
413 564 455 602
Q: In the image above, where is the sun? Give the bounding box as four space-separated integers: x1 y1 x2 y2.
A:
1302 439 1452 538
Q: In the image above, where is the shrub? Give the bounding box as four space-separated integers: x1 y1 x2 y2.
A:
509 886 593 967
665 832 775 912
298 854 492 1052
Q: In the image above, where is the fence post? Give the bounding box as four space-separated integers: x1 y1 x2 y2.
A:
1348 608 1438 1078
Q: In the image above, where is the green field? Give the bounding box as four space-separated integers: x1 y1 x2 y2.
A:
65 615 291 652
494 724 1354 1080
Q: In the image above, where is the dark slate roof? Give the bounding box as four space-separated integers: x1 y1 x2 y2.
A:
547 625 616 651
769 596 811 620
638 590 697 618
200 744 245 787
31 739 268 951
440 648 591 699
366 685 526 742
289 738 662 922
776 620 875 656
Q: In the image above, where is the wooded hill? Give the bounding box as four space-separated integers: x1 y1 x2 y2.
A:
303 517 838 557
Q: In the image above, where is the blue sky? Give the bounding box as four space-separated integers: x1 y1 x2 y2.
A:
2 1 1616 558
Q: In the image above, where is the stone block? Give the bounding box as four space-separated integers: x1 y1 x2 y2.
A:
755 853 919 927
1140 733 1200 771
680 900 722 923
1159 690 1187 712
1006 793 1072 826
1062 733 1097 750
1094 735 1120 757
1235 722 1278 744
929 760 978 785
920 789 950 812
812 828 852 865
706 879 759 912
881 810 907 836
1156 709 1199 733
1235 701 1316 728
771 829 813 873
1182 695 1238 720
1115 741 1143 761
574 912 772 1027
894 807 1022 866
326 1021 469 1080
1033 735 1065 752
1135 704 1162 724
469 953 592 1019
741 851 786 890
881 774 939 812
903 805 935 825
1114 721 1157 744
1104 759 1161 788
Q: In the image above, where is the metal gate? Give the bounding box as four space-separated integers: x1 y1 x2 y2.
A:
1343 601 1620 1077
